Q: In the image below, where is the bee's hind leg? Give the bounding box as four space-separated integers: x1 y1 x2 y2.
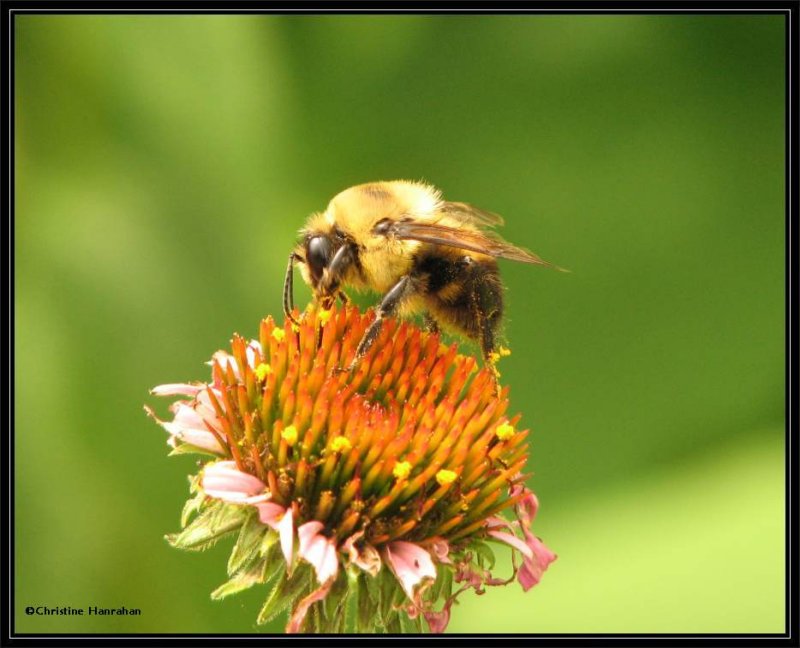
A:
343 275 416 373
470 272 504 393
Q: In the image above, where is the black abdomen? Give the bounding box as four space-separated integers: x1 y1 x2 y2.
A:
413 250 503 357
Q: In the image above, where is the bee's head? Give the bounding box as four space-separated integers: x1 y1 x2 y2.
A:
303 231 336 292
285 212 355 324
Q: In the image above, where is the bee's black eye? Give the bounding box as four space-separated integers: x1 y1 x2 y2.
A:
305 235 333 282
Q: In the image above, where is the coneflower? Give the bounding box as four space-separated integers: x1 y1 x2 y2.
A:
145 306 555 633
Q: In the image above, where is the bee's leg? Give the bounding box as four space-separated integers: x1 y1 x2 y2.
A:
470 273 504 392
422 313 440 335
316 245 356 350
283 252 302 326
337 290 350 306
320 242 356 297
345 275 415 372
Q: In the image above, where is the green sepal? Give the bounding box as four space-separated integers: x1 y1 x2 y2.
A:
168 442 220 458
356 571 380 633
259 536 286 585
470 540 496 570
385 613 402 633
256 562 311 625
399 609 422 634
166 500 247 552
430 563 454 603
379 568 402 622
320 571 349 632
180 480 206 528
211 555 268 600
227 509 268 576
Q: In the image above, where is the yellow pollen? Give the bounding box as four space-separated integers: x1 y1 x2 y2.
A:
281 425 298 446
318 308 333 326
254 363 273 381
290 322 301 333
393 461 412 480
271 328 286 342
495 422 515 441
436 469 458 486
489 347 511 365
331 436 352 453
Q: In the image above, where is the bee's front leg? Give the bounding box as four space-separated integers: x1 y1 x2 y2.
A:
343 275 416 373
283 252 302 326
319 242 355 297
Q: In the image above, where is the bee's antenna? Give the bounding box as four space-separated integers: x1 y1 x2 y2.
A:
283 252 302 326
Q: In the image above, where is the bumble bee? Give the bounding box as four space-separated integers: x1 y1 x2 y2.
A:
283 180 563 376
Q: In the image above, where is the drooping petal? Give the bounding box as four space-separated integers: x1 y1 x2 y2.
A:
150 383 205 397
384 541 437 601
343 531 381 576
425 537 452 565
193 388 225 421
278 506 295 569
517 532 557 592
144 404 225 454
424 597 456 634
487 530 534 560
254 502 294 569
245 339 261 369
515 488 540 527
209 341 261 382
506 487 556 591
285 579 334 634
298 521 339 584
255 501 286 527
202 461 270 503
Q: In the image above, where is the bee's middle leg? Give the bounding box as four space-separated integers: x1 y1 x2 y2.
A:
345 275 415 372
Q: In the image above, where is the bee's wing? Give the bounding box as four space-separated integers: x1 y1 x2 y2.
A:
389 220 565 269
440 201 505 227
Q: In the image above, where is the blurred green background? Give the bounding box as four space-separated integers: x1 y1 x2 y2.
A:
15 14 785 634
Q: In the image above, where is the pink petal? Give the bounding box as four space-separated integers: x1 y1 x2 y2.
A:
171 428 226 454
245 339 262 368
255 502 286 528
255 503 294 570
343 532 381 576
485 515 517 532
144 404 225 454
425 537 452 565
170 401 222 434
518 532 557 592
424 603 452 634
384 541 437 601
516 489 540 526
278 507 295 569
192 395 224 427
151 383 205 397
210 350 241 381
202 462 269 503
298 521 339 584
285 579 333 634
487 530 534 560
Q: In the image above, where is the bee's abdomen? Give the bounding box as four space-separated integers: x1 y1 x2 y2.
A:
413 250 503 342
